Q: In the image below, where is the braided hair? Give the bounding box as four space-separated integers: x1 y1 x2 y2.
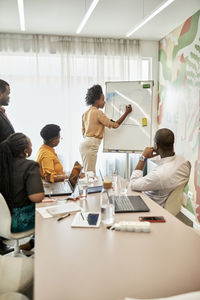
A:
0 133 28 212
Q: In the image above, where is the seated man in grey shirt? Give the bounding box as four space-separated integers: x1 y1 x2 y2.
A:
130 128 191 207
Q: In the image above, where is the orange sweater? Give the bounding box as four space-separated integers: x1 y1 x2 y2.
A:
36 144 64 183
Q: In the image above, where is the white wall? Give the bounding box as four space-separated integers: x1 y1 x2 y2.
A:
140 40 159 143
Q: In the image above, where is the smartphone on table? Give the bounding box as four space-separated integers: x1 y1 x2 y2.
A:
139 216 166 223
87 213 99 225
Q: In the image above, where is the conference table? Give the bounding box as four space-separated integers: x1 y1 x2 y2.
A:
34 184 200 300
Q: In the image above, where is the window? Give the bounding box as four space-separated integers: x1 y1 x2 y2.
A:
0 53 151 173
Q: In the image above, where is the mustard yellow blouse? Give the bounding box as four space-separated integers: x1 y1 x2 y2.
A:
35 144 64 183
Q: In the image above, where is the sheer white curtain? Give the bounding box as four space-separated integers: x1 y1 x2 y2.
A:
0 34 143 175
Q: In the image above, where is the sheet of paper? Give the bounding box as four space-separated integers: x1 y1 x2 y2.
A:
42 198 57 203
36 206 55 218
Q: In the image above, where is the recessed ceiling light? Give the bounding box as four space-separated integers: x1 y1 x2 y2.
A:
126 0 175 37
17 0 25 31
76 0 100 34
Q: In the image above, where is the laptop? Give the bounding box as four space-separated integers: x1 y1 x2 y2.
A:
81 185 102 194
112 195 150 213
88 186 102 194
44 161 82 196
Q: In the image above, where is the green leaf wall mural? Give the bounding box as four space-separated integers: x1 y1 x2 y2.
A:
158 9 200 221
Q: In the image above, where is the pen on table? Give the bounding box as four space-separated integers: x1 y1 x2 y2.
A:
80 212 85 220
57 213 71 222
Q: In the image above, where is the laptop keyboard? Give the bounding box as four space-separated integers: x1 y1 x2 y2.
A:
115 196 134 211
53 182 71 193
44 182 71 195
113 195 150 212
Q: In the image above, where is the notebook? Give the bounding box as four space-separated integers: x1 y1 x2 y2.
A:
71 212 101 228
44 161 82 196
113 195 150 213
47 202 82 217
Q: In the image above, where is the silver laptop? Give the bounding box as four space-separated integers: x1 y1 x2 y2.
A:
44 161 82 196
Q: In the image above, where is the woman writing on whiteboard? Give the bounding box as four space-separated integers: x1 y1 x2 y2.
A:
79 84 132 173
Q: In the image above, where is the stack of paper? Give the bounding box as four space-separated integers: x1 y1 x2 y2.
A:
36 202 81 218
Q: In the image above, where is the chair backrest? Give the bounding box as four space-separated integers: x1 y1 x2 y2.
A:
124 290 200 300
0 193 12 239
164 183 187 216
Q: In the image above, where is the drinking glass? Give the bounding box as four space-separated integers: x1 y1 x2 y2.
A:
112 172 118 192
78 176 88 200
119 178 129 195
100 189 115 226
47 190 57 201
79 185 88 200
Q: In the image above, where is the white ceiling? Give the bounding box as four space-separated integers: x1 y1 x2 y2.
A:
0 0 199 41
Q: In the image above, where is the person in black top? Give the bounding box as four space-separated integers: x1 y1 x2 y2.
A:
0 133 44 234
0 79 14 143
0 79 15 254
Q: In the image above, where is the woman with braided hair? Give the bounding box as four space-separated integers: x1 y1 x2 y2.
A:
0 133 44 233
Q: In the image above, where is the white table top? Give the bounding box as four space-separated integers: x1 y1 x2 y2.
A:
34 190 200 300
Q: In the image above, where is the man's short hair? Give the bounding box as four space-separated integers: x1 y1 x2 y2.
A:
0 79 9 94
40 124 61 142
154 128 174 151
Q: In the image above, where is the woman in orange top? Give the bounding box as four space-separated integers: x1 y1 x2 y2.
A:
36 124 68 183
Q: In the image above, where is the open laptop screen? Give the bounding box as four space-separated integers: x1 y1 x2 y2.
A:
68 161 82 192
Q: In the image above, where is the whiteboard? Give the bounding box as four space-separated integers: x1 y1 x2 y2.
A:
103 81 153 152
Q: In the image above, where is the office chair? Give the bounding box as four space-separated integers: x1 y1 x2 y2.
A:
164 182 187 216
0 292 29 300
0 255 33 300
0 194 34 256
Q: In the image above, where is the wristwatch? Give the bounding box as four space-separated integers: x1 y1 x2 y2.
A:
139 155 147 162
